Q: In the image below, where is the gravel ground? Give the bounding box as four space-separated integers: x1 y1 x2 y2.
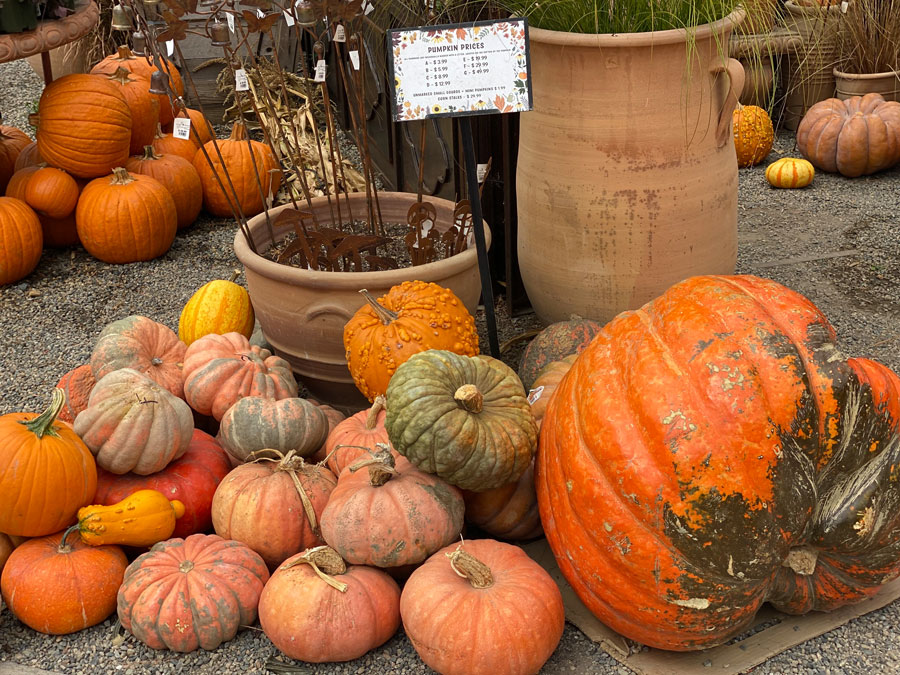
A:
2 56 900 674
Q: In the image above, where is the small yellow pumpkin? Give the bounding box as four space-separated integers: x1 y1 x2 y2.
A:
178 270 255 346
74 489 185 547
733 104 774 168
765 157 815 189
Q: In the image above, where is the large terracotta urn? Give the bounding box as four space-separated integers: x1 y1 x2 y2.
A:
234 191 489 412
517 12 745 325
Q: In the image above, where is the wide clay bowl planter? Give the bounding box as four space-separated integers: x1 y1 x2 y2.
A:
833 69 900 103
234 191 489 412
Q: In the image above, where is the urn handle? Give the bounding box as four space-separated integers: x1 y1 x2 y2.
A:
711 57 746 149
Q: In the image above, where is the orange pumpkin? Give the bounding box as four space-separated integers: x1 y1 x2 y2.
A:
22 166 80 218
193 121 281 217
151 123 199 164
732 104 774 168
344 281 480 402
101 67 160 155
4 164 37 200
55 364 96 424
462 460 542 540
76 167 177 264
7 167 83 246
0 533 26 575
0 528 127 634
321 447 465 567
211 453 336 569
90 314 187 398
258 546 401 662
309 400 347 463
323 396 396 476
528 353 577 429
0 389 97 537
166 106 214 147
35 74 132 178
0 124 30 192
400 540 565 675
182 332 298 420
13 141 42 171
0 196 42 286
125 145 202 229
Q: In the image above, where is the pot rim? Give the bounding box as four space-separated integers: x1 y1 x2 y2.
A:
832 67 900 81
233 192 491 291
783 0 843 14
526 8 745 48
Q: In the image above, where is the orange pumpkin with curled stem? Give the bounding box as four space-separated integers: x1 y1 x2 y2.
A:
343 281 480 402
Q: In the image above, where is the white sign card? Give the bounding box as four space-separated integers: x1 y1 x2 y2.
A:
234 68 250 91
387 18 531 122
172 117 192 140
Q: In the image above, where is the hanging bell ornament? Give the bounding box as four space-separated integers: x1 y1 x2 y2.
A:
294 0 317 27
148 70 170 95
132 30 147 55
111 4 132 31
210 19 230 46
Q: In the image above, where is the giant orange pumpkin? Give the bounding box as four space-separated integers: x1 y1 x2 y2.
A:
76 167 177 264
344 281 480 401
0 390 96 537
538 274 900 650
193 121 281 217
0 196 42 286
125 145 202 229
35 74 132 178
0 125 30 192
100 68 160 155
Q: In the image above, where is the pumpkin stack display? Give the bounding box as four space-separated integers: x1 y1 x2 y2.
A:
343 281 480 402
732 104 774 167
178 271 255 345
538 274 900 650
797 93 900 177
517 315 600 391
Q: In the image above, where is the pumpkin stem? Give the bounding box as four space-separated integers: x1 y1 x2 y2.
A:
141 145 161 161
19 388 66 438
116 45 135 60
110 167 136 185
230 122 248 141
454 384 483 413
59 524 80 553
782 547 818 576
228 269 242 283
359 289 398 325
282 546 349 592
348 444 397 486
366 395 386 429
27 112 39 130
446 545 493 589
107 67 135 85
275 451 321 535
179 560 195 573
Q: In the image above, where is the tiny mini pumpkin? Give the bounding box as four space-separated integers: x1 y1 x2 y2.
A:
732 104 774 167
765 157 815 189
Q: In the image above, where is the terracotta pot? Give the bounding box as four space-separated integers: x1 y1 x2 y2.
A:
233 192 489 413
833 69 900 102
731 30 804 110
517 12 745 325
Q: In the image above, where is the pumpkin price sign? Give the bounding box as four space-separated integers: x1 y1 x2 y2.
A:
387 19 533 357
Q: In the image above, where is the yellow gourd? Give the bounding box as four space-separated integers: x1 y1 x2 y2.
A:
765 157 815 189
73 489 185 547
733 104 774 168
178 270 255 346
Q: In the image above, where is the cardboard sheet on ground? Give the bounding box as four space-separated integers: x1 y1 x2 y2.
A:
521 538 900 675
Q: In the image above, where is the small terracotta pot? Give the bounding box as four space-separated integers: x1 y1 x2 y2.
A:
234 192 489 413
833 69 900 102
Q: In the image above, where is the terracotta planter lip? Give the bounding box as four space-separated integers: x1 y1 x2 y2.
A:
832 68 900 81
525 8 744 48
784 0 843 13
233 192 491 291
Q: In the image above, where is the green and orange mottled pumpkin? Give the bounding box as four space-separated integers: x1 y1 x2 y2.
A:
538 274 900 651
518 316 601 391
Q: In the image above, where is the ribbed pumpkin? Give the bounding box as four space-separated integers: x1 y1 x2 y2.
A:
217 396 328 462
151 123 199 163
178 272 255 345
74 368 194 475
55 363 96 424
528 353 577 428
0 390 97 537
518 316 601 391
401 540 565 675
385 351 538 491
0 196 42 286
166 107 213 146
538 274 900 650
211 453 336 568
766 157 815 189
258 546 401 662
797 93 900 177
462 461 542 541
7 166 82 247
0 533 26 575
323 396 396 476
13 141 42 171
35 74 132 178
732 104 774 167
117 534 269 652
343 281 480 402
90 46 184 126
193 121 281 217
4 164 37 200
91 315 187 398
101 68 160 155
125 145 202 229
22 166 79 218
93 429 232 539
182 332 298 421
321 447 465 567
76 167 177 264
1 528 127 634
0 125 30 192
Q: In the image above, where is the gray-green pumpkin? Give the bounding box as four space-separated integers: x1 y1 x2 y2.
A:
217 396 328 462
384 350 538 491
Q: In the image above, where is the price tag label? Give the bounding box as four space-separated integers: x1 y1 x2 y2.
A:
333 24 346 42
314 59 327 82
348 50 360 71
527 386 544 406
172 117 191 140
840 0 849 11
362 1 374 14
477 163 488 183
284 10 294 26
235 68 250 91
226 12 235 32
166 40 174 56
256 8 265 18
